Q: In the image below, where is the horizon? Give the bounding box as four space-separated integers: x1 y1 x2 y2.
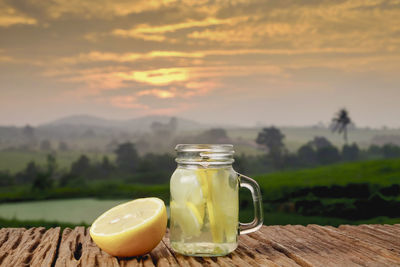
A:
0 113 399 130
1 1 399 128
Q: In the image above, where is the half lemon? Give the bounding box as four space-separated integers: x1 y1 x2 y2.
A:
90 197 167 257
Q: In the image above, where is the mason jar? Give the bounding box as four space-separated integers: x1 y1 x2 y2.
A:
169 144 263 256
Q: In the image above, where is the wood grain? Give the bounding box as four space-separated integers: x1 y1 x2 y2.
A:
0 227 60 267
55 227 119 267
338 225 400 254
1 225 400 266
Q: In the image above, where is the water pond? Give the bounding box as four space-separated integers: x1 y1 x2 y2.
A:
0 198 131 224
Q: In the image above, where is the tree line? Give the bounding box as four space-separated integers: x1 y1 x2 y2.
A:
0 143 175 189
234 126 400 174
1 129 400 190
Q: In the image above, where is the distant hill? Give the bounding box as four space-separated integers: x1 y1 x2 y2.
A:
40 114 207 132
44 115 121 128
124 115 207 132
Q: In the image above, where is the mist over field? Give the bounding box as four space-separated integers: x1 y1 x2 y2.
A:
1 114 400 156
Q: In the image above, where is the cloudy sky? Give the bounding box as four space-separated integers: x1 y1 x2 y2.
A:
0 0 399 127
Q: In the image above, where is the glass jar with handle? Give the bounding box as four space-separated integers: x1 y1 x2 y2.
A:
169 144 263 256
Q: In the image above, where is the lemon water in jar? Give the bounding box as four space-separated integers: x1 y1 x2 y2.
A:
169 144 263 256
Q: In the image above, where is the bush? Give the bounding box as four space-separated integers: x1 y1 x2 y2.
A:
382 144 400 158
317 146 341 164
342 143 360 161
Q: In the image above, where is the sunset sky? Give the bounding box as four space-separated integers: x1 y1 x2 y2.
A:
0 0 399 127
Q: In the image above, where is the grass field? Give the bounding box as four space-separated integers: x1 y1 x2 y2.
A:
0 150 114 173
1 158 399 227
254 158 400 200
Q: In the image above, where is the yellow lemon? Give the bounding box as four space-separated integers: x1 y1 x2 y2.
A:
90 197 167 257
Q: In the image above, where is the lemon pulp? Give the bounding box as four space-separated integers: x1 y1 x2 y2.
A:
90 197 167 257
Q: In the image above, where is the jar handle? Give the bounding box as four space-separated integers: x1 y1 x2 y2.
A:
237 173 263 235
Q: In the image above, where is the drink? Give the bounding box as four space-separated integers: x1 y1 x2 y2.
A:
170 166 239 256
169 144 263 257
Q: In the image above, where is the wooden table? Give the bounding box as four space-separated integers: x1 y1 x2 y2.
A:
0 225 399 266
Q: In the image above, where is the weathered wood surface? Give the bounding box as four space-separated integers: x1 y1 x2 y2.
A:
0 225 399 266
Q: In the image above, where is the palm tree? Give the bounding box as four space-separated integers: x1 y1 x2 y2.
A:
331 108 352 144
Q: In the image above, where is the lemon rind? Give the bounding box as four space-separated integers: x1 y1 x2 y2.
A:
90 197 164 236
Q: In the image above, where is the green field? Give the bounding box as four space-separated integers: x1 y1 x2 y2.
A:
254 158 400 200
1 159 399 227
0 150 114 173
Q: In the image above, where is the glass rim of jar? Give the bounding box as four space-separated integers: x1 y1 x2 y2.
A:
175 144 235 165
175 144 234 153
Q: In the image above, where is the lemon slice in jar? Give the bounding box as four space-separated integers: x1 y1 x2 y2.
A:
171 168 204 205
196 168 225 243
170 200 204 237
211 169 238 243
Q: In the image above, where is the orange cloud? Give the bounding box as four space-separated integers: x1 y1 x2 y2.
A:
109 96 148 109
56 67 131 98
0 50 13 62
112 17 247 41
50 63 283 101
183 81 218 97
202 48 373 55
0 3 37 27
137 89 175 98
117 68 189 86
60 51 204 64
44 0 178 19
58 46 378 69
190 65 283 79
188 22 311 43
